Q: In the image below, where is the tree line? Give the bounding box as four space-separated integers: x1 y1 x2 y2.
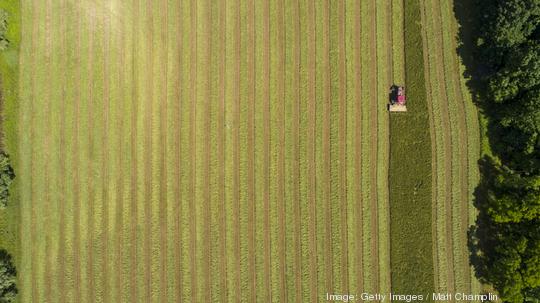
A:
465 0 540 302
0 8 16 302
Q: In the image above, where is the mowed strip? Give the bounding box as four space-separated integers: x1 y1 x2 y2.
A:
421 0 455 294
15 1 420 301
419 0 443 291
422 0 481 295
369 0 380 293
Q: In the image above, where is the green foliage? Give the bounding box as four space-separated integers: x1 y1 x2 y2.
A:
484 228 540 303
0 153 14 209
468 0 540 301
487 163 540 223
0 9 8 51
0 249 16 302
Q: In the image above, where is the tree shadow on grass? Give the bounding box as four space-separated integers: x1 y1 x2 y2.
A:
467 157 498 283
453 0 498 290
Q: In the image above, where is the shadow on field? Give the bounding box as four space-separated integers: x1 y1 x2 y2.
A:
467 157 499 284
453 0 497 289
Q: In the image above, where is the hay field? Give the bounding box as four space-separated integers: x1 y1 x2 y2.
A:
9 0 483 302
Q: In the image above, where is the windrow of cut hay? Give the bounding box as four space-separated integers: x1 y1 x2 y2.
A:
421 0 483 296
389 0 434 297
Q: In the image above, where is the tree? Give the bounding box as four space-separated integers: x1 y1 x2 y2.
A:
0 153 14 209
0 250 16 302
471 0 540 301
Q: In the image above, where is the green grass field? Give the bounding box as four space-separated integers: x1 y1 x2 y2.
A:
0 0 486 302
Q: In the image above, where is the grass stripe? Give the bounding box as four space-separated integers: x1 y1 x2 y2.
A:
376 0 391 294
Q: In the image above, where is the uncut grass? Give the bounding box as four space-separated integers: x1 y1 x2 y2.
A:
392 0 405 84
389 0 434 298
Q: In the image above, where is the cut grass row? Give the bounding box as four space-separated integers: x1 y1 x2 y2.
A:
344 0 363 295
421 0 485 297
375 0 392 295
443 0 483 296
389 0 435 298
420 0 454 293
15 1 408 301
359 0 375 294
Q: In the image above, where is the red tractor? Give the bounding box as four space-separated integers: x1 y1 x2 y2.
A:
389 85 407 112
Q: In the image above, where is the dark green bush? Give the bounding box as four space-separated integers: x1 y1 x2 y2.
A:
0 249 17 302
